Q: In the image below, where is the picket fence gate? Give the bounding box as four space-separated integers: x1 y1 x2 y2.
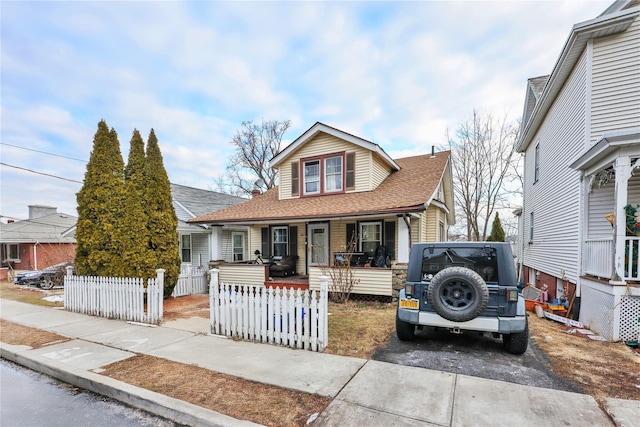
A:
64 268 165 324
172 265 208 297
209 269 329 351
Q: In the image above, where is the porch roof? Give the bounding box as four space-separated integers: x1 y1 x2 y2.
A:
569 128 640 174
190 151 450 225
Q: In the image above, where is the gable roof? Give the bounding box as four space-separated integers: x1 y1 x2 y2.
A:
170 183 247 231
270 122 400 171
190 151 451 225
0 212 77 243
516 1 640 152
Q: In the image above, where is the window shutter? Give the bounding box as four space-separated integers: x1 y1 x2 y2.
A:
261 227 270 258
346 152 355 190
289 226 298 257
384 221 396 260
291 162 299 196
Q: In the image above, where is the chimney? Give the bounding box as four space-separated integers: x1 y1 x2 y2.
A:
28 205 57 219
251 189 261 198
431 146 435 158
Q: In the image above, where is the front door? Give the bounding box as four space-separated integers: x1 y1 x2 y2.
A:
308 223 329 267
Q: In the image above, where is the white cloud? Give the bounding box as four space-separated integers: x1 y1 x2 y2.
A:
0 0 612 219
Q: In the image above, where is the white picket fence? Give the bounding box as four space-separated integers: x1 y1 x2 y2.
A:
172 265 208 297
64 268 165 324
209 269 329 352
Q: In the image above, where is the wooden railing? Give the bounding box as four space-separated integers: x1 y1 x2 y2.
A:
624 236 640 281
584 239 613 279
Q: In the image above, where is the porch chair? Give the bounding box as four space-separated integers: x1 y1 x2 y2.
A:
269 255 298 277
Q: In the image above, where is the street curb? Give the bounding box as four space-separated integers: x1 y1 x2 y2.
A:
0 343 262 427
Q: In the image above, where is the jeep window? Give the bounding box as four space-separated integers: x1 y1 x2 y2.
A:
421 247 499 283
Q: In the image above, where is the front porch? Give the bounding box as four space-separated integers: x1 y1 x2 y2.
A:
572 133 640 341
215 262 405 299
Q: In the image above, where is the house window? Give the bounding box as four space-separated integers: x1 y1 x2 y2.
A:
534 144 540 183
324 156 343 192
360 222 382 257
2 243 20 262
529 212 534 243
303 160 320 194
232 232 244 261
439 221 445 242
181 234 191 263
302 153 346 196
272 226 288 258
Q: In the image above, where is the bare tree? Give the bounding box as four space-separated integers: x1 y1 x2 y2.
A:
221 119 291 196
446 110 520 241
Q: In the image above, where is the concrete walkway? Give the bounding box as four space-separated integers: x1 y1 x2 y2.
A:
1 299 638 426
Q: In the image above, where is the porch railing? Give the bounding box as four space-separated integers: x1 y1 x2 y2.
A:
624 236 640 281
584 239 613 278
584 237 640 281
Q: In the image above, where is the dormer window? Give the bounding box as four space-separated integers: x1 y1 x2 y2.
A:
301 153 345 196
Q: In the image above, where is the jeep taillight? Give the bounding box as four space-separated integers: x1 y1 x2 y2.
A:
405 284 414 298
507 289 518 302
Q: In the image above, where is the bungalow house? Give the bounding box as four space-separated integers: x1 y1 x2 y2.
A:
190 122 455 299
515 0 640 341
0 205 77 278
171 183 248 266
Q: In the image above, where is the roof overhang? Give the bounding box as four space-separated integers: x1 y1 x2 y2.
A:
516 6 640 153
270 122 400 171
198 205 427 227
569 128 640 174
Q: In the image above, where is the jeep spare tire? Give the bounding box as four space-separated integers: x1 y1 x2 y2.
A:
426 267 489 322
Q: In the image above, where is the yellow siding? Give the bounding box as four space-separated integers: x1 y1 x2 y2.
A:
424 206 440 242
277 132 393 198
308 266 393 296
218 264 268 286
370 154 391 189
248 226 262 257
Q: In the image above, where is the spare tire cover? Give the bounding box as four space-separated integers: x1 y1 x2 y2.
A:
426 267 489 322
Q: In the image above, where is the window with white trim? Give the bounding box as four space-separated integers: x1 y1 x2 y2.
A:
360 222 382 257
534 144 540 183
529 212 534 243
272 226 288 258
324 156 343 192
181 234 191 263
2 243 20 262
303 160 320 194
232 232 244 261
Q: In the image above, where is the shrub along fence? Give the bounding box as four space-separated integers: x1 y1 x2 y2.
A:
64 267 165 324
172 265 208 297
209 269 329 352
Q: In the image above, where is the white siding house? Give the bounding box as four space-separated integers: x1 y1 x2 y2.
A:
516 0 640 341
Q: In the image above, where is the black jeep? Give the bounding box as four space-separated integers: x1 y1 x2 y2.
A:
396 242 528 354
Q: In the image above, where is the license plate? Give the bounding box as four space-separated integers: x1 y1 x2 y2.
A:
399 298 419 309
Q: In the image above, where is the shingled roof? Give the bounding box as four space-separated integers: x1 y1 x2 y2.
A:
189 150 450 224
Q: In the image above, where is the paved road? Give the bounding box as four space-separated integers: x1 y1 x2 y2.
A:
0 359 179 427
372 327 582 392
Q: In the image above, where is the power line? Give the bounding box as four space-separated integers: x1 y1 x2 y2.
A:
0 162 83 184
0 143 87 162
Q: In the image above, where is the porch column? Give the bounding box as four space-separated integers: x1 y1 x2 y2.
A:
210 226 224 261
397 216 410 263
612 156 630 284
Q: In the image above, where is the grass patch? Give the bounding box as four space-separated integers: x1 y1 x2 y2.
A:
0 280 63 307
324 300 396 359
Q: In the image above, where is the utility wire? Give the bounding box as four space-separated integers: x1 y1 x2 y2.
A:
0 142 87 162
0 162 83 184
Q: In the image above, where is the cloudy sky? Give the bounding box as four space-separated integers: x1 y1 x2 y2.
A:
1 0 611 220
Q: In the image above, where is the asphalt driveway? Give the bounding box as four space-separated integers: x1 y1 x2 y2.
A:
372 327 582 393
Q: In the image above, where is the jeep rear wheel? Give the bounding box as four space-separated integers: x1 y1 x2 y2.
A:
426 267 489 322
396 315 416 341
503 318 529 355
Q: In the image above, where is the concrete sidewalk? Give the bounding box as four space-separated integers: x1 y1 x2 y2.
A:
1 299 637 426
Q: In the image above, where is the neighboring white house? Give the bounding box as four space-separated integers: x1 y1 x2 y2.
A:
171 183 248 266
516 0 640 341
